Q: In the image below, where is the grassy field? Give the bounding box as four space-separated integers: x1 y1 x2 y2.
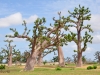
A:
0 64 100 75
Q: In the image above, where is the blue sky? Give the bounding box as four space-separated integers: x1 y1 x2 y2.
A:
0 0 100 61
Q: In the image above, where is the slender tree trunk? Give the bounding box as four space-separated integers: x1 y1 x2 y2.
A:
24 51 39 71
37 53 43 66
57 46 65 67
8 46 12 67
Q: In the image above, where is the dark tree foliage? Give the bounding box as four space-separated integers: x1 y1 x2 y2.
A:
21 50 30 63
0 52 4 63
52 56 59 62
12 49 22 63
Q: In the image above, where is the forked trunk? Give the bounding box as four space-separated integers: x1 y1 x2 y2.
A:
37 53 43 66
77 52 82 67
58 46 65 67
8 46 12 67
24 51 39 71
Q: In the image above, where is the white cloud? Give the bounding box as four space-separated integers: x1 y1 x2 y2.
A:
5 32 26 42
60 9 68 16
92 34 100 43
0 12 38 27
24 15 38 24
85 47 93 53
72 44 77 49
69 27 76 32
87 47 91 51
71 44 93 53
5 37 26 42
88 15 100 31
0 12 22 27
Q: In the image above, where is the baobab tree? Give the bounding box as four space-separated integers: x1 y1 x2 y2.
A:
66 5 93 67
6 12 69 71
1 39 16 67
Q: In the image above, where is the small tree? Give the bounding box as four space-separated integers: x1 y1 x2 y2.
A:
52 56 59 62
66 5 93 67
12 49 22 65
1 40 16 67
72 54 77 64
43 60 47 65
82 55 86 64
65 57 71 64
94 51 100 64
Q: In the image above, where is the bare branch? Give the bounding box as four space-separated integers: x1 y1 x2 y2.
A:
22 20 27 36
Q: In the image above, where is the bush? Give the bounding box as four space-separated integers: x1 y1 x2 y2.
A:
53 64 55 65
65 63 67 65
87 66 93 70
43 60 47 65
87 65 97 70
55 67 62 71
93 65 97 69
0 65 5 70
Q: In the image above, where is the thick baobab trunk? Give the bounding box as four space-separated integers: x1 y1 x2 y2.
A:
8 46 12 67
24 51 39 71
8 56 12 67
77 52 82 67
77 31 82 67
37 53 43 66
58 46 65 67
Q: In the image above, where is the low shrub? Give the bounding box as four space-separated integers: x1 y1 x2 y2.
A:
0 65 5 70
65 63 67 65
43 60 47 65
55 67 62 71
87 66 93 70
93 65 97 69
53 64 55 65
87 65 97 70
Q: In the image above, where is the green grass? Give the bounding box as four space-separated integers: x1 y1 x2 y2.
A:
0 65 100 75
